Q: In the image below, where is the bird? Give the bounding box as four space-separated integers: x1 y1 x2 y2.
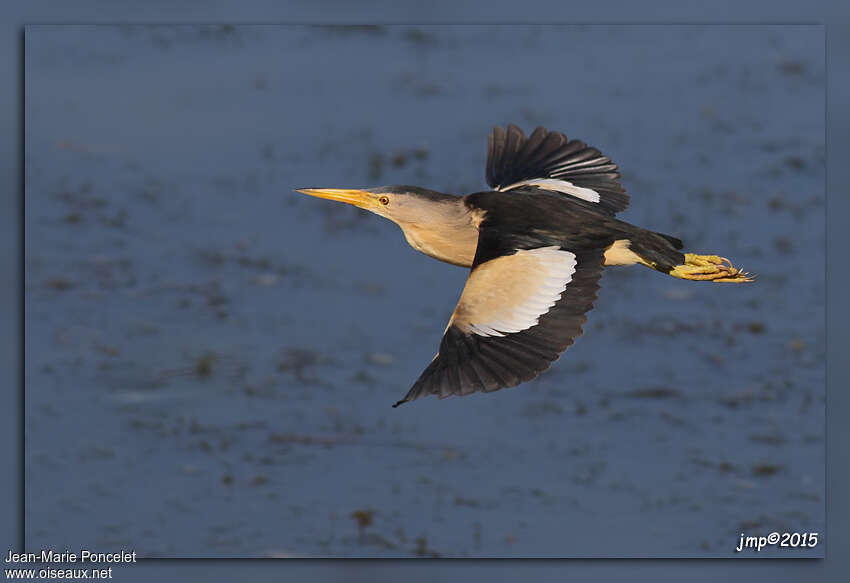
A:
297 124 753 407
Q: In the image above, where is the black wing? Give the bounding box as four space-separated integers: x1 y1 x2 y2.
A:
393 229 605 407
486 124 629 215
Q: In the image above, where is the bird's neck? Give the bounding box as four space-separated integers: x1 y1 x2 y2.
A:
398 200 481 268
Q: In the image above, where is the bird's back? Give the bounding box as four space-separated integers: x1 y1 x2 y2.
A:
464 188 625 261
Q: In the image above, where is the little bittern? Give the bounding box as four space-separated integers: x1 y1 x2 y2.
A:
297 124 752 407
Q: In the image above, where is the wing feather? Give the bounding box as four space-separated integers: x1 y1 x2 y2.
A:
393 246 605 407
486 124 629 214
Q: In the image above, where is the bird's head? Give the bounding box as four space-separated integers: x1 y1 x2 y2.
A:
295 185 457 226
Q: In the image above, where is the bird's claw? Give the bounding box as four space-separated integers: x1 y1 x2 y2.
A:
670 253 755 283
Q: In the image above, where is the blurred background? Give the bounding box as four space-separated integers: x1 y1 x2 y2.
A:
24 25 824 557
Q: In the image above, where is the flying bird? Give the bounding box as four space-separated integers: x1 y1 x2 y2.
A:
297 124 752 407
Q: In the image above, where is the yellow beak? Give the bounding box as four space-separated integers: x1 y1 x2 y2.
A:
295 188 372 208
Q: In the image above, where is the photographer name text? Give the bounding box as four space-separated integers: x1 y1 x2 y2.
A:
5 550 136 564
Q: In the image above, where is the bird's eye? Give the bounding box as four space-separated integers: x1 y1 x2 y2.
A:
378 196 390 206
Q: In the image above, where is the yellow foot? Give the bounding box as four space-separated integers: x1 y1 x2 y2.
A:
669 253 755 283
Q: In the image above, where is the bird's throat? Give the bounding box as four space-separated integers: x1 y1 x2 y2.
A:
397 206 481 268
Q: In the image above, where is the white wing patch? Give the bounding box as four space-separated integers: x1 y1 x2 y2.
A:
498 178 601 203
450 247 577 337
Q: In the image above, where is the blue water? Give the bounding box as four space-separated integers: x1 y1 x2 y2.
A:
25 25 824 557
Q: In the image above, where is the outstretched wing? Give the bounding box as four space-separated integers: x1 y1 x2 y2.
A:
393 235 605 407
486 124 629 215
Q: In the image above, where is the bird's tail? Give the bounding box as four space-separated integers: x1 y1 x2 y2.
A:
628 229 754 283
